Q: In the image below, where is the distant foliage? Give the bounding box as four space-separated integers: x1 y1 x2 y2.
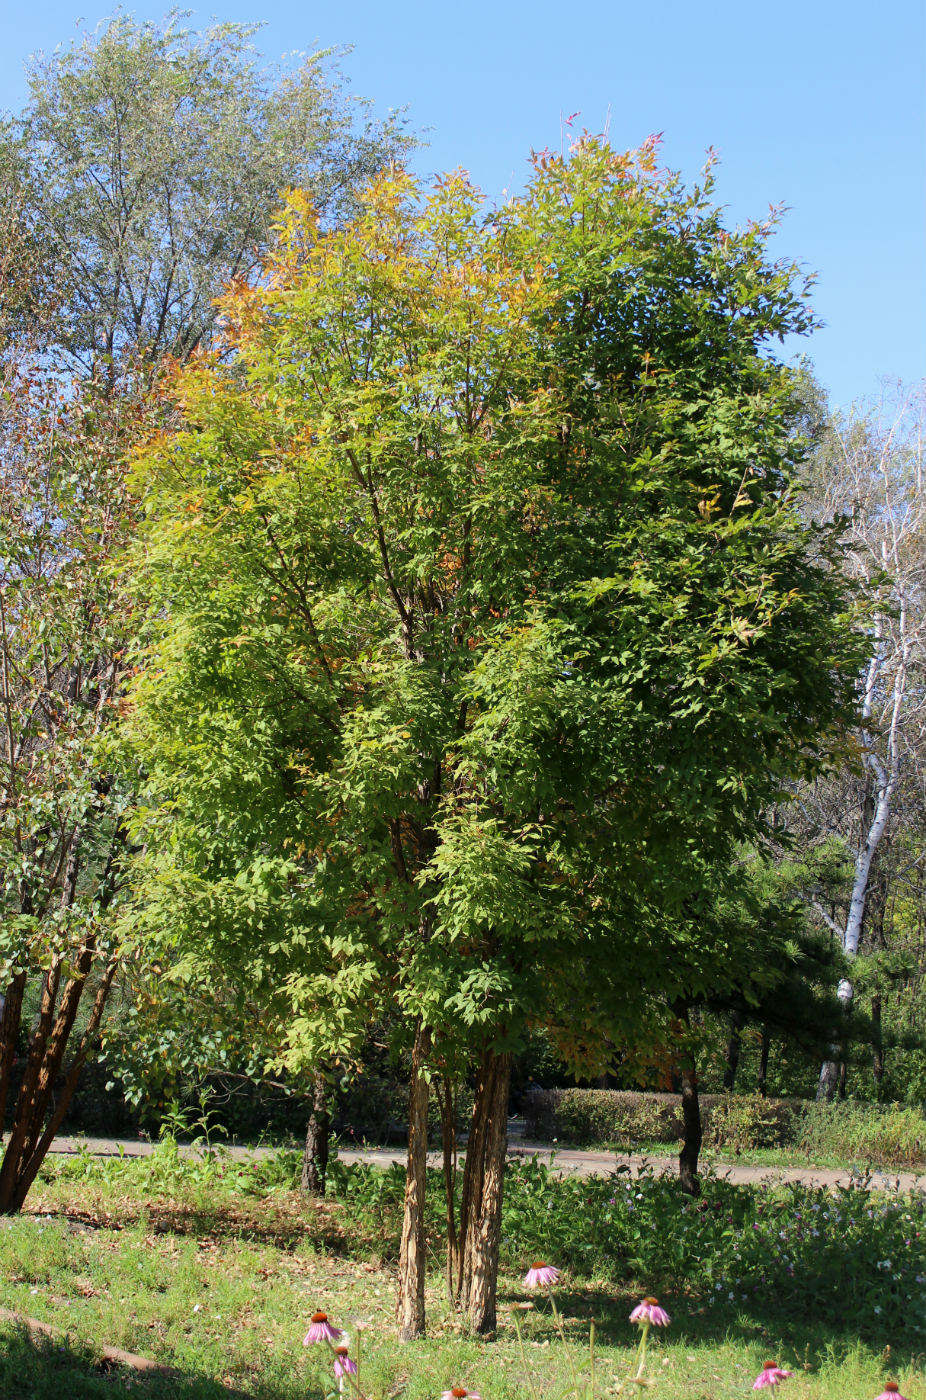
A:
523 1088 926 1166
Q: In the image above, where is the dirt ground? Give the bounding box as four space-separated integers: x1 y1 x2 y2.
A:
48 1134 926 1192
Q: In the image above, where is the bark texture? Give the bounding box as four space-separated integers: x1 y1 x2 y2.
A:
396 1023 430 1340
300 1072 330 1197
457 1047 511 1335
0 949 118 1214
675 1008 702 1197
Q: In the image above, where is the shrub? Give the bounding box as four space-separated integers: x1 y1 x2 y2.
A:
522 1088 926 1166
796 1100 926 1169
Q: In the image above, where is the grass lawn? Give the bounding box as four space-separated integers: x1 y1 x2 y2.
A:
0 1145 921 1399
614 1141 920 1174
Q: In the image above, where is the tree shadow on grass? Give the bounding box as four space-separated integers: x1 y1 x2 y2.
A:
501 1284 921 1371
42 1197 349 1255
0 1323 297 1400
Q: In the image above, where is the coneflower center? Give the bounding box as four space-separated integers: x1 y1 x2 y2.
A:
762 1362 777 1370
335 1347 349 1357
644 1296 659 1306
311 1312 328 1323
451 1388 468 1397
884 1387 899 1394
531 1261 548 1269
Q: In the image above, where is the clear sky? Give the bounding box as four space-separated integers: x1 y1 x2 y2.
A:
2 1 923 410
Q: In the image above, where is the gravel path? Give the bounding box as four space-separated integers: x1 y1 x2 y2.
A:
47 1134 926 1192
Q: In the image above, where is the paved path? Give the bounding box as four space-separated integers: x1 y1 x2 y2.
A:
47 1135 926 1192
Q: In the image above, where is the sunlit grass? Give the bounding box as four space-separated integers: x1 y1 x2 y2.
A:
0 1149 920 1398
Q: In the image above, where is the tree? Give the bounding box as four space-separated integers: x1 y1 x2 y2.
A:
789 386 926 1098
0 14 408 1214
125 141 860 1335
5 14 411 382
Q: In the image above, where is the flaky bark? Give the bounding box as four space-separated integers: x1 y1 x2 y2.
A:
300 1072 330 1197
458 1047 511 1334
396 1022 430 1340
0 952 118 1213
439 1076 458 1306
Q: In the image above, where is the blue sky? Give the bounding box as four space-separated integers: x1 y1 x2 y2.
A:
3 1 923 409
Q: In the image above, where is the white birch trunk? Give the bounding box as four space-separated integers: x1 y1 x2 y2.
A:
814 388 926 1099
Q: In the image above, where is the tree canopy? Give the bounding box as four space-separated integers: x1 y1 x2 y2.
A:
124 139 862 1331
0 12 410 1216
2 14 412 378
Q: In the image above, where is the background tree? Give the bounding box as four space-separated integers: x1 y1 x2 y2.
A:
0 14 407 1214
5 14 411 381
125 141 861 1337
784 385 926 1098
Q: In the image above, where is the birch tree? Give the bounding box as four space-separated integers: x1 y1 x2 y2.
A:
801 385 926 1098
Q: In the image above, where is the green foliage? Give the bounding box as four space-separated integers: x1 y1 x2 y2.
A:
500 1159 926 1347
522 1088 926 1167
41 1148 925 1350
795 1100 926 1170
125 139 863 1095
6 14 412 374
524 1088 804 1152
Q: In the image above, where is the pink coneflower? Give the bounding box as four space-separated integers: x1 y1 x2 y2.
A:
873 1386 908 1400
523 1261 560 1289
629 1296 671 1326
303 1311 342 1345
441 1389 481 1400
333 1346 358 1379
752 1361 793 1388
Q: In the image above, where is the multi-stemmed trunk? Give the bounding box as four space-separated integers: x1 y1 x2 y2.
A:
0 828 123 1215
0 941 119 1214
456 1047 511 1334
396 1037 512 1340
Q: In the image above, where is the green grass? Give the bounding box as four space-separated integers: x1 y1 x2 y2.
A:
528 1094 926 1171
608 1139 922 1173
0 1146 920 1399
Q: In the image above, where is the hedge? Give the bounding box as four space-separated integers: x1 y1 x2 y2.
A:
521 1088 926 1166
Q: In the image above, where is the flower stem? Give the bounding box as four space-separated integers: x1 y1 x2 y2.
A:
589 1318 596 1400
512 1312 542 1400
324 1337 366 1400
634 1320 651 1380
548 1288 581 1398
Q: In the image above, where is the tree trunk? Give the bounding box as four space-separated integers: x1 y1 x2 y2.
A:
396 1022 430 1340
0 954 118 1213
757 1023 771 1097
300 1072 330 1197
0 822 126 1213
678 1063 702 1197
817 978 851 1102
871 992 884 1097
458 1047 511 1334
439 1076 458 1307
723 1008 744 1091
817 612 906 1091
674 1006 701 1197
